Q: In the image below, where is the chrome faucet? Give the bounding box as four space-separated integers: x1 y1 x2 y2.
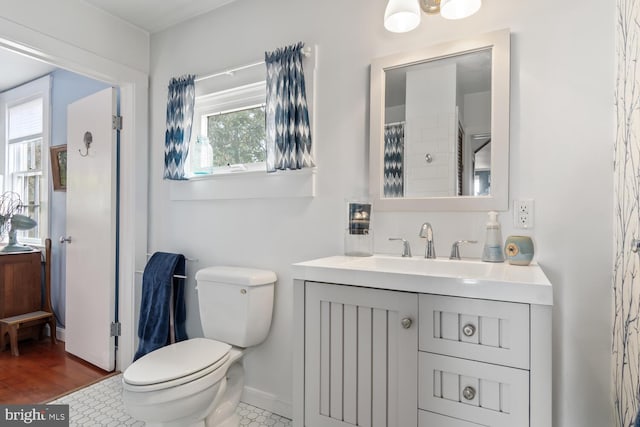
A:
449 240 478 260
389 238 412 257
419 223 436 258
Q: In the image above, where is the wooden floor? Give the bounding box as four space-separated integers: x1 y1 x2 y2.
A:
0 338 113 404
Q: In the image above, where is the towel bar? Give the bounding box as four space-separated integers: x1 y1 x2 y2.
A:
135 271 186 279
137 252 195 279
146 253 198 262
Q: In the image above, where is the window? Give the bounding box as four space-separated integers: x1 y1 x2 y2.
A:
0 76 50 245
187 81 266 176
207 104 266 167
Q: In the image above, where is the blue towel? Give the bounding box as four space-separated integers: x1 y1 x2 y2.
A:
134 252 188 361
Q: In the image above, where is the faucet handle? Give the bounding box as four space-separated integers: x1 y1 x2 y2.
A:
450 240 478 260
389 238 412 257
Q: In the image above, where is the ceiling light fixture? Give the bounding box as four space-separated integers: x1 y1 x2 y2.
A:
384 0 481 33
384 0 421 33
440 0 482 19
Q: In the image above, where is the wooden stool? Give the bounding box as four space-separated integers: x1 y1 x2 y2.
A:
0 311 56 356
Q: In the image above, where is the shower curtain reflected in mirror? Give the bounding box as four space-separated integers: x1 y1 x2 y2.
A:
384 123 404 198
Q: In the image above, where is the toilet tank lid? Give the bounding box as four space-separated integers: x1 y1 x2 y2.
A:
195 266 277 286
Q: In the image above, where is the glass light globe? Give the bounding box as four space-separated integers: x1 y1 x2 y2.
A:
384 0 421 33
440 0 481 20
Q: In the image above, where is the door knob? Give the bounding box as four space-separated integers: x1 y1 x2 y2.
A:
462 324 476 337
462 386 476 401
632 239 640 253
60 236 72 244
401 317 413 329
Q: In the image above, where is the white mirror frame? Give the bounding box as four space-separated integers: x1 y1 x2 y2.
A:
369 28 511 211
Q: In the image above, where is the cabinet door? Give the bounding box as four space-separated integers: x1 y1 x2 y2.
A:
0 252 41 318
305 282 418 427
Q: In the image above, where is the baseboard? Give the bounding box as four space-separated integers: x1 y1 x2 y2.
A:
41 324 65 342
56 326 65 342
241 386 292 419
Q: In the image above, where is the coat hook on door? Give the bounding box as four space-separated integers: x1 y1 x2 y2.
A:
79 131 92 157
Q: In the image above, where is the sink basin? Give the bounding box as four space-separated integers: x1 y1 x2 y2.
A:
292 254 553 305
347 255 499 281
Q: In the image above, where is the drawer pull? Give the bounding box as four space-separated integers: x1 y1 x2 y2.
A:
401 317 413 329
462 386 476 401
462 323 476 337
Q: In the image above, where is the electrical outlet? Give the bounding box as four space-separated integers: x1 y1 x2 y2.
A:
514 199 534 229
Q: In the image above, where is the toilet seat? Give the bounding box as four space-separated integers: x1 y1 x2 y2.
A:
123 338 231 392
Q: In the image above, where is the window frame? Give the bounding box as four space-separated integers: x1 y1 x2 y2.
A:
0 76 51 247
188 81 266 178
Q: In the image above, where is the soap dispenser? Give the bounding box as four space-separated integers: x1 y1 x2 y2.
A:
482 211 504 262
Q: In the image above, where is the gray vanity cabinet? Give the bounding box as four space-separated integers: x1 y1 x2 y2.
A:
292 256 552 427
295 282 548 427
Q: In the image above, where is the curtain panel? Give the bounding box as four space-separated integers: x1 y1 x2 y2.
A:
265 42 314 172
164 75 195 180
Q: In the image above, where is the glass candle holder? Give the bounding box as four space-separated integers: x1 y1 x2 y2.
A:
345 229 373 257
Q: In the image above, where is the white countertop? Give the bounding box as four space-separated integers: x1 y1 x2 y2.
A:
292 254 553 306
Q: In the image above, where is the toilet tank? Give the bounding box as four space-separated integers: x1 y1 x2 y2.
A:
195 266 276 347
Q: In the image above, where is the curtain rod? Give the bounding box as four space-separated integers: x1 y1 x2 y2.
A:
385 121 406 127
195 46 312 83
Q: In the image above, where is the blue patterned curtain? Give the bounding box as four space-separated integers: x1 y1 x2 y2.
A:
265 42 314 172
164 75 195 180
384 123 404 197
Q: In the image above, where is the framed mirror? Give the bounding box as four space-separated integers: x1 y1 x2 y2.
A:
369 29 510 211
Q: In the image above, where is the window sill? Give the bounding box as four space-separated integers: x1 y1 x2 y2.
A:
169 167 316 201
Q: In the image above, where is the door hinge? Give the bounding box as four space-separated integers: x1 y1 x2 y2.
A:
110 322 121 337
112 115 123 131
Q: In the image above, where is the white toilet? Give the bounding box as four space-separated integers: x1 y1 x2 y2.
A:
122 266 276 427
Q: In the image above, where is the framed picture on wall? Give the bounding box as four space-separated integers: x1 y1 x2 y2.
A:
50 145 67 191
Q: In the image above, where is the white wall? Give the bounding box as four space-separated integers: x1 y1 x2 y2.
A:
0 0 149 73
463 91 491 194
149 0 614 424
384 104 405 124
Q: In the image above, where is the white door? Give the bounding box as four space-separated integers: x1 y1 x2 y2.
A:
65 88 118 371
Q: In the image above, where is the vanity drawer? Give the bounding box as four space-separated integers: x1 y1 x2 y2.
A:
418 352 529 427
419 410 485 427
419 295 530 369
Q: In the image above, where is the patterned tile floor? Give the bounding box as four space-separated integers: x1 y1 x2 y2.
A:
50 374 292 427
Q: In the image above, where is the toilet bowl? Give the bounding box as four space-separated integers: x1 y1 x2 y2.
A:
122 266 276 427
123 338 244 427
